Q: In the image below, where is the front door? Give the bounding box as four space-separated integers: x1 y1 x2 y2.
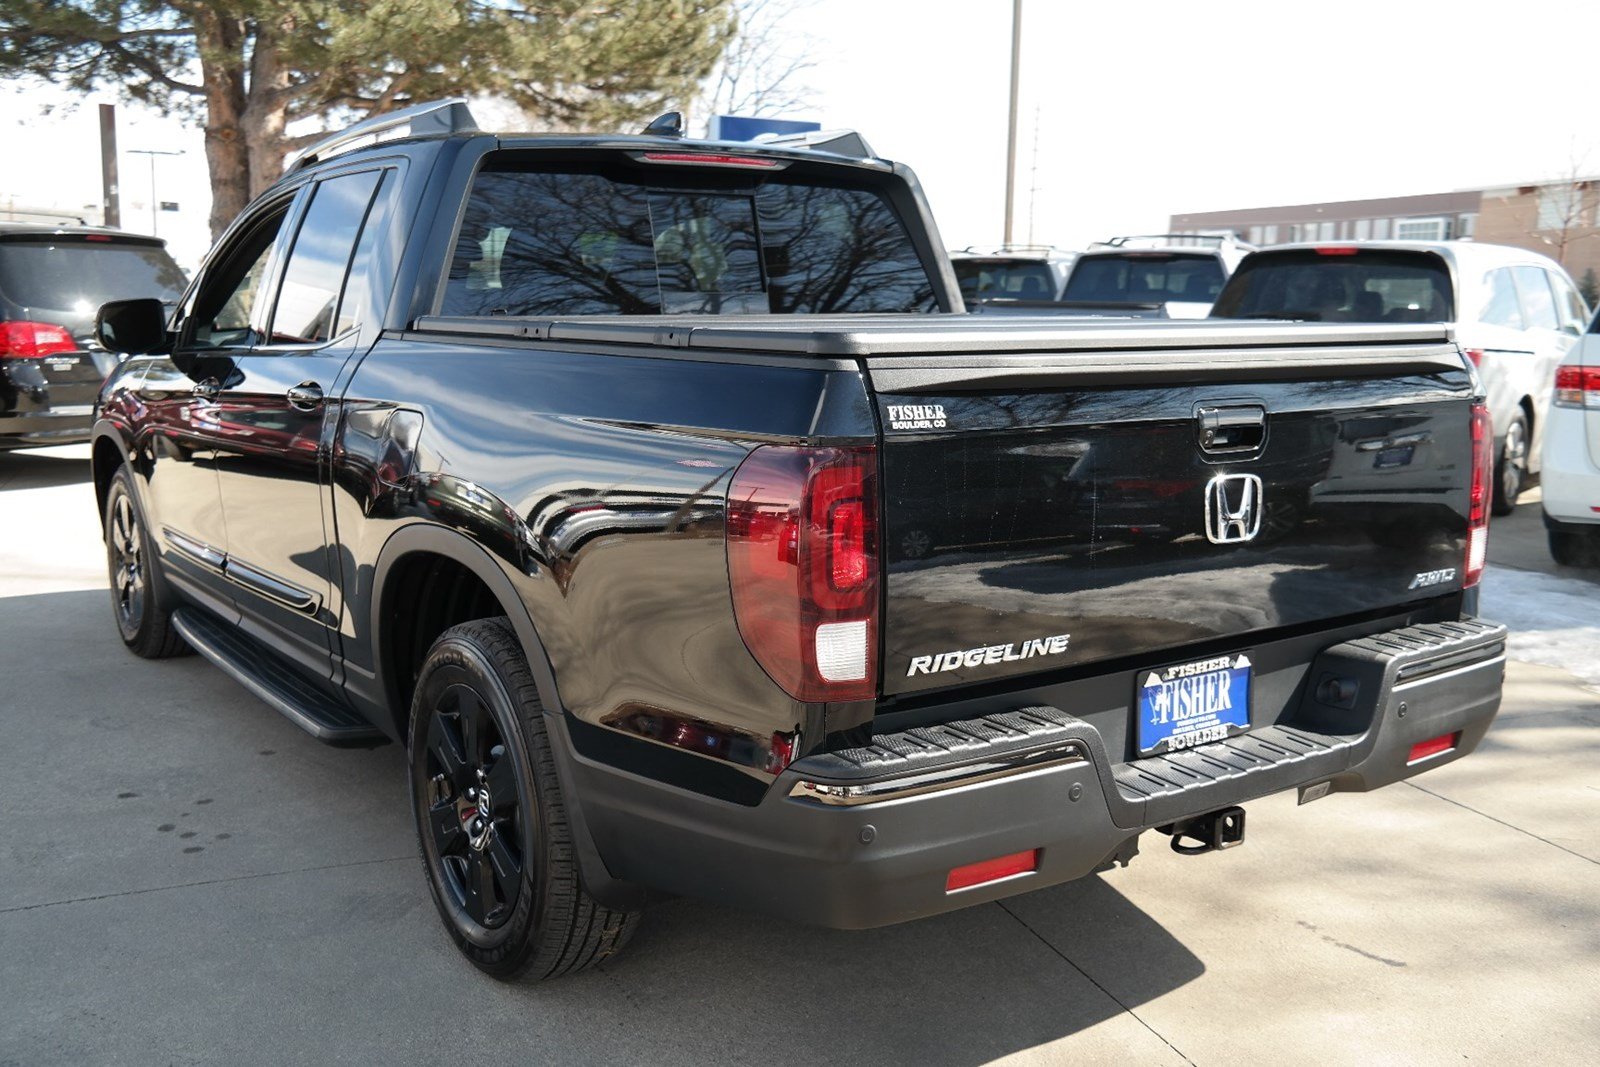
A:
211 167 390 679
140 200 293 612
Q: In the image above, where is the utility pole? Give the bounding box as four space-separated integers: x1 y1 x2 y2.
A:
99 104 120 228
1002 0 1023 249
1027 105 1040 246
129 148 183 236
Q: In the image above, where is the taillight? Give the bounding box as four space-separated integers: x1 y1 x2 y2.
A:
1463 348 1484 368
1554 364 1600 408
727 445 879 703
1315 246 1359 256
1465 403 1493 588
0 320 77 359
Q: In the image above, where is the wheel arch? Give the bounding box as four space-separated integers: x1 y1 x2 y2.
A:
89 422 133 526
369 523 562 743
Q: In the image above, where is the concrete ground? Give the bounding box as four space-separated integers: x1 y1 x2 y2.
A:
2 445 1597 1066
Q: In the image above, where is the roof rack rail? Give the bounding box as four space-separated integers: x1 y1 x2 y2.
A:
952 243 1074 256
285 99 479 173
1093 233 1252 250
752 128 877 160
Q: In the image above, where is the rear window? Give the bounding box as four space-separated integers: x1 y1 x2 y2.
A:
1211 249 1454 322
1062 253 1225 305
441 163 936 316
0 239 186 312
953 259 1058 300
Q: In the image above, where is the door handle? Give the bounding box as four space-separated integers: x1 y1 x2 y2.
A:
193 377 220 401
287 381 324 411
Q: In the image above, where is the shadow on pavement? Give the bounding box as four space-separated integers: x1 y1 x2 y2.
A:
0 446 94 492
0 586 1205 1065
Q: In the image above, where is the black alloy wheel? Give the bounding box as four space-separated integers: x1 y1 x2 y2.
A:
103 467 189 658
408 618 641 979
419 682 527 931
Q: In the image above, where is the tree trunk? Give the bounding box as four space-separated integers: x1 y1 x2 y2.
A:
193 9 249 241
242 16 294 200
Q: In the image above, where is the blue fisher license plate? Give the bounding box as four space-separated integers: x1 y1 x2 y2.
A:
1136 653 1252 756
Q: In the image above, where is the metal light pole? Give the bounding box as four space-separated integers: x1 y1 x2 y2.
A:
128 148 183 236
1002 0 1023 249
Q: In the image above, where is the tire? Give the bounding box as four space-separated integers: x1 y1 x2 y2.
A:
104 466 190 659
1549 528 1600 568
1492 413 1528 517
408 617 641 980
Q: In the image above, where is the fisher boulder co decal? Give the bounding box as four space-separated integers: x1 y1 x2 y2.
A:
907 633 1070 676
886 403 948 431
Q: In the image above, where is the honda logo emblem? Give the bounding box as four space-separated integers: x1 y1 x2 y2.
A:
1205 473 1263 544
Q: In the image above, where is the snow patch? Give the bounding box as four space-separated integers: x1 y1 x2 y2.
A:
1480 566 1600 691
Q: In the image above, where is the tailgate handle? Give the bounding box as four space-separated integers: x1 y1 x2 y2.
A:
1197 405 1265 454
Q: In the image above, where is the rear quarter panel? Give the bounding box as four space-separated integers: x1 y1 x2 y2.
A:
333 337 875 788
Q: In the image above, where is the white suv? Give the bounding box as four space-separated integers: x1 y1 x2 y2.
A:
1542 324 1600 566
1210 241 1590 515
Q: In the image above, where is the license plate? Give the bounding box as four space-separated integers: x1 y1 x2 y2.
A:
1136 653 1252 756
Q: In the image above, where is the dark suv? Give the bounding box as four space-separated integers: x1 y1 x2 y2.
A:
1 224 186 450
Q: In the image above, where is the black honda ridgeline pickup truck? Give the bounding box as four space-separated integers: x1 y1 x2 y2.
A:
90 101 1506 980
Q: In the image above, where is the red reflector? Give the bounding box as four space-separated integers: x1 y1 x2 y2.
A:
641 151 779 168
1463 348 1484 367
1407 731 1460 764
946 849 1040 892
1315 246 1359 255
0 320 77 359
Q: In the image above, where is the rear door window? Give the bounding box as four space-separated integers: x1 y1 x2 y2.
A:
1210 250 1453 322
1511 266 1559 331
440 161 936 316
1550 271 1589 331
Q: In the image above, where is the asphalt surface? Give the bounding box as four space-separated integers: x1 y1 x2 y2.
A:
2 445 1597 1065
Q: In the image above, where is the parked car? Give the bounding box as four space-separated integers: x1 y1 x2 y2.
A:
1210 241 1589 515
1 224 186 450
91 100 1506 982
1055 233 1253 318
950 245 1076 302
1542 315 1600 565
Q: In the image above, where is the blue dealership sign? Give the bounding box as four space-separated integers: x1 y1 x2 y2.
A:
709 115 822 142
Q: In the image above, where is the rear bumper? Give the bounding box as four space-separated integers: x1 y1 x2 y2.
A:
564 618 1505 929
0 408 94 448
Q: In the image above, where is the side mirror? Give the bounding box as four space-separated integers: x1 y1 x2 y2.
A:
95 298 171 356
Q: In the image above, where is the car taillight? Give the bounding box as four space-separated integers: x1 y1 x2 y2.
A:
1465 403 1493 588
1554 364 1600 408
1463 348 1484 368
727 445 879 703
641 151 780 168
0 320 77 359
1315 246 1359 256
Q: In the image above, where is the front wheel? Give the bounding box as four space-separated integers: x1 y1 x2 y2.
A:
104 467 189 658
408 617 640 980
1492 413 1528 517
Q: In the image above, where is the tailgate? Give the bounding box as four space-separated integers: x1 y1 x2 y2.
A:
870 333 1476 696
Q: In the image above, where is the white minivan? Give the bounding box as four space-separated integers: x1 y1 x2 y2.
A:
1210 241 1589 514
1541 323 1600 566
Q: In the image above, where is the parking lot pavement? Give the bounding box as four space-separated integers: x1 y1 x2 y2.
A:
2 445 1597 1065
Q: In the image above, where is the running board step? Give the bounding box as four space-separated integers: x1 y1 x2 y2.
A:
171 608 385 744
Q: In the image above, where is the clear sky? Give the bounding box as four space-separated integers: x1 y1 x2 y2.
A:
4 0 1598 268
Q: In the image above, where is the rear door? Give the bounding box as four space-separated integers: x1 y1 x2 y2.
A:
1509 266 1570 454
867 334 1475 699
210 165 393 678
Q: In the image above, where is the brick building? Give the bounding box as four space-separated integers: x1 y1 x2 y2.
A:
1170 177 1600 299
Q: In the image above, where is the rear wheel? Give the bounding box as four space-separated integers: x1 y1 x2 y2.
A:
104 467 189 658
408 617 640 980
1492 413 1528 517
1549 528 1600 568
